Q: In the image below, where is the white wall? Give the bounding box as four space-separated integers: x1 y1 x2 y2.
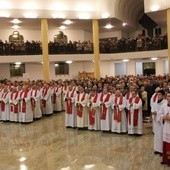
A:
99 31 122 39
84 31 93 41
115 63 126 76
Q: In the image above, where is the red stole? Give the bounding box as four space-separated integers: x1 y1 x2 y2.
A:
128 96 140 126
114 96 123 122
10 91 19 113
77 92 86 117
42 88 48 107
153 93 157 102
126 92 131 100
89 93 98 125
53 87 58 104
1 92 8 112
20 90 29 113
31 90 37 110
100 93 110 120
66 89 75 114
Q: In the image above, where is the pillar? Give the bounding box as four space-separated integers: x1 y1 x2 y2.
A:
41 19 50 82
155 60 164 76
167 8 170 80
92 20 100 79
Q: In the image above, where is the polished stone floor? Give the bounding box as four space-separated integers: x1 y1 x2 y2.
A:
0 112 169 170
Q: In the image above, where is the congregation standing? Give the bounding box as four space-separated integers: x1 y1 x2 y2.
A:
0 74 170 166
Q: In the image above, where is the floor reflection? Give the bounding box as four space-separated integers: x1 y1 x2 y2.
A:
0 113 169 170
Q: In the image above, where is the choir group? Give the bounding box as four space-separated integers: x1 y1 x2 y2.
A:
0 75 170 166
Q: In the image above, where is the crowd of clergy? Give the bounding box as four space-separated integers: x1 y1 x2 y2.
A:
0 74 170 166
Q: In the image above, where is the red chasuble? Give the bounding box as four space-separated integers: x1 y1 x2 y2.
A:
10 92 19 113
66 89 75 114
1 92 8 112
100 93 111 120
77 92 86 118
126 92 130 100
20 90 29 113
114 96 123 122
89 93 98 125
128 96 140 126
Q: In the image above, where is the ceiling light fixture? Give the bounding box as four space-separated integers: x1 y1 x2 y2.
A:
151 57 158 61
105 24 113 29
11 19 21 24
12 25 20 29
59 25 67 30
55 63 59 67
63 20 73 25
15 62 21 65
122 59 129 62
66 60 72 64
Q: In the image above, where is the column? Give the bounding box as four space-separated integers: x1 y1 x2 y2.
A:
155 60 164 76
126 60 136 75
92 20 100 79
167 9 170 80
41 19 50 82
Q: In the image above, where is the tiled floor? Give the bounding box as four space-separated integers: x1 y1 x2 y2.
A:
0 113 169 170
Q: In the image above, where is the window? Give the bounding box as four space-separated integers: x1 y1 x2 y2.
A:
10 63 25 77
55 62 69 75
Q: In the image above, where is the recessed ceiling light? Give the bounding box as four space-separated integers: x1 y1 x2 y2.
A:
11 19 21 24
104 24 113 29
55 63 59 67
122 59 129 62
151 57 158 61
59 25 67 30
63 20 73 25
12 25 20 29
66 60 72 64
15 62 21 65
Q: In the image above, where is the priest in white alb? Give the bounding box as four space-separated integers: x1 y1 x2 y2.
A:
64 85 77 127
87 88 101 130
111 89 127 133
126 89 143 135
75 86 88 129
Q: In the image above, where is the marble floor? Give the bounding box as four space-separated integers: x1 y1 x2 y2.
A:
0 113 169 170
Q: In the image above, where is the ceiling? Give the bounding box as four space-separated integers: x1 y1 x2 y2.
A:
0 0 167 33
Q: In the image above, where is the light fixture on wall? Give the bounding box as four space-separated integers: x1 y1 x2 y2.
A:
122 59 129 62
63 20 73 25
151 57 158 61
11 19 21 24
59 25 67 30
122 22 127 26
104 24 113 29
66 60 72 64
